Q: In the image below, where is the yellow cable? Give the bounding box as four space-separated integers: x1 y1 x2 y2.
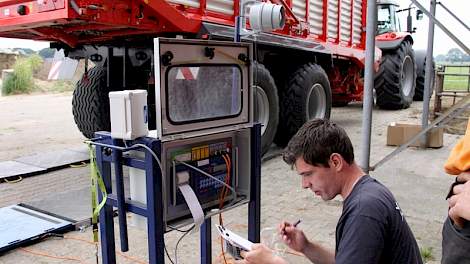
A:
4 176 23 184
70 162 87 168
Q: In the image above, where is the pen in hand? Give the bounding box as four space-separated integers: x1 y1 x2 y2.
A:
293 219 302 227
281 219 302 236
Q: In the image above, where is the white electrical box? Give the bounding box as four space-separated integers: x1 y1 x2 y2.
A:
109 90 148 140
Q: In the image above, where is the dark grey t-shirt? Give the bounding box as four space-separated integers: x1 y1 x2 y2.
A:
335 175 422 264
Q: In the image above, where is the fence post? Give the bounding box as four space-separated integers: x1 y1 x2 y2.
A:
1 69 14 96
433 69 444 118
467 66 470 93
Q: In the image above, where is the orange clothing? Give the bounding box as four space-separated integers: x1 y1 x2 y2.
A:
445 119 470 175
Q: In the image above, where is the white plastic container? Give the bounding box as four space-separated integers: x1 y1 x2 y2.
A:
109 90 148 140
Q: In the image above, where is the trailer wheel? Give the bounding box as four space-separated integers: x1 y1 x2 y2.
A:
274 63 332 147
374 40 416 109
72 67 110 138
414 56 435 101
254 63 279 156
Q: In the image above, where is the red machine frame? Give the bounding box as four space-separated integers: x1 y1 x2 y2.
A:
0 0 368 62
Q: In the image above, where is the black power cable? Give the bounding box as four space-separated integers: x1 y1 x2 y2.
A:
174 225 196 264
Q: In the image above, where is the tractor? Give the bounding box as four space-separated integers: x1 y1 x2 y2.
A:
375 0 433 109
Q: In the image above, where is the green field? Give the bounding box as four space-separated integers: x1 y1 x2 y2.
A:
438 64 470 91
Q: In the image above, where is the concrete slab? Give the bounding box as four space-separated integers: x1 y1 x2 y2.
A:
0 161 45 179
14 149 89 170
68 145 89 155
25 188 91 223
25 170 130 223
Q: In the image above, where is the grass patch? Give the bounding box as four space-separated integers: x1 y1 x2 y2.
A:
420 246 435 263
440 65 470 92
35 79 75 93
2 54 43 95
49 80 75 92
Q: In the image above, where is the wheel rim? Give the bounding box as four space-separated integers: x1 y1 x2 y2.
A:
306 83 327 120
254 85 269 135
401 55 414 97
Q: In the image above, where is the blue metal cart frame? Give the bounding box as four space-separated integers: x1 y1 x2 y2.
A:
93 123 261 263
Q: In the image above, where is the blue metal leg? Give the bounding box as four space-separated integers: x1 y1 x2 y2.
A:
96 145 117 264
201 217 212 264
112 139 129 252
248 124 261 243
145 140 165 264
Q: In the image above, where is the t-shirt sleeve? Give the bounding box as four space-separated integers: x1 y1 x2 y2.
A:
335 214 386 264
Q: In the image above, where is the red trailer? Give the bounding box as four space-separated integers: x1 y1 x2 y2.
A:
0 0 421 154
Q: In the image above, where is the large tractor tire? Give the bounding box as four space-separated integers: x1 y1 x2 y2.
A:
413 50 435 101
253 63 279 156
374 40 417 109
72 67 110 138
274 63 332 147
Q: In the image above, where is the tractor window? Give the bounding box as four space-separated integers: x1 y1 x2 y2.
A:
166 65 242 123
377 5 398 34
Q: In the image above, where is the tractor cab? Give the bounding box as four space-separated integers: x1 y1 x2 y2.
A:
376 0 424 35
377 1 402 35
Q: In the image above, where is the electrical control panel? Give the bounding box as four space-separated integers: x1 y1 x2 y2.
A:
162 130 251 224
169 137 233 207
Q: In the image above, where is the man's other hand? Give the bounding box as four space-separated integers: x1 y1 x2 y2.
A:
279 221 309 253
235 244 287 264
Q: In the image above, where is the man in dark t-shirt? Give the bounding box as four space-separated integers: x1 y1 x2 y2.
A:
335 175 422 263
238 119 422 264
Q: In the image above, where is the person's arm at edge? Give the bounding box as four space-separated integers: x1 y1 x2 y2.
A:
448 171 470 228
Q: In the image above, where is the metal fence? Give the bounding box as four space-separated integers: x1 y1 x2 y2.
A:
433 64 470 121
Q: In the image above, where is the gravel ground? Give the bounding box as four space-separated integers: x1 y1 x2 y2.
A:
0 93 463 264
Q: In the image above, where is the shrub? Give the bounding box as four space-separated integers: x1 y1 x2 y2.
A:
28 54 43 74
2 54 43 95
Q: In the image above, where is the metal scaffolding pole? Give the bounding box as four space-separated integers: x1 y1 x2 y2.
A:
359 0 376 172
421 0 436 139
437 1 469 32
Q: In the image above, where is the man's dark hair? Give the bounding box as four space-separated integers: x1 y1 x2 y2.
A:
282 119 354 167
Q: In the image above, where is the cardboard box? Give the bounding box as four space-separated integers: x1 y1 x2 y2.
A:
386 123 444 148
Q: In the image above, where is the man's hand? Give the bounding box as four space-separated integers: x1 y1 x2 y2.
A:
449 177 470 228
235 244 288 264
279 221 309 253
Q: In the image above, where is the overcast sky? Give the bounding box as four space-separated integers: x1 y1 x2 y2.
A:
396 0 469 55
0 0 468 56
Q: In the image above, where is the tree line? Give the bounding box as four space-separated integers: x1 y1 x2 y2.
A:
435 48 470 63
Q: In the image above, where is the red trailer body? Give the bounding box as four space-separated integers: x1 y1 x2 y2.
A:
0 0 372 62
